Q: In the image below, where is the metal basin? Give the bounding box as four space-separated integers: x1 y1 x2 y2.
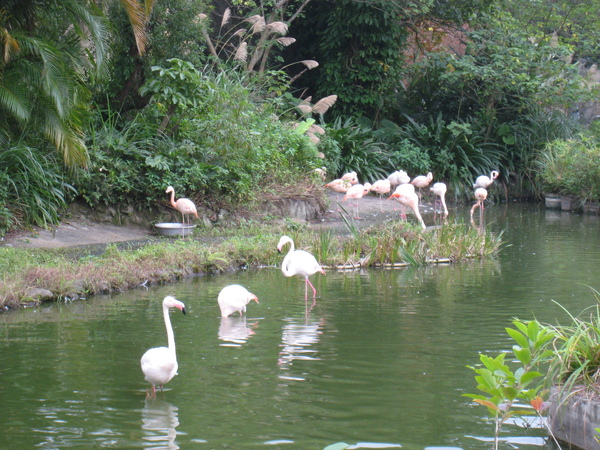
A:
154 222 196 236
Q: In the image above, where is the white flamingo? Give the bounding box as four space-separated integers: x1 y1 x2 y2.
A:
470 187 488 217
141 296 186 397
277 235 325 300
473 171 499 189
430 182 448 218
218 284 259 318
387 170 411 189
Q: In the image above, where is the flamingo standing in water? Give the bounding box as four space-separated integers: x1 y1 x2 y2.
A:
369 179 391 211
277 235 325 300
430 182 449 218
410 172 433 201
343 182 371 219
141 296 186 397
165 186 198 231
387 170 410 189
388 185 426 230
218 284 259 318
470 187 488 217
473 171 499 189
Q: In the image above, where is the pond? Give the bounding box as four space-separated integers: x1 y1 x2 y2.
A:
1 203 600 449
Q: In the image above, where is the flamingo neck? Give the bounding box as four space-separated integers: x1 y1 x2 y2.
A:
169 190 177 208
163 305 176 355
281 240 295 277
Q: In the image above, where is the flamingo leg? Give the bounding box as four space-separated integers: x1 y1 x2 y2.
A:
306 277 317 298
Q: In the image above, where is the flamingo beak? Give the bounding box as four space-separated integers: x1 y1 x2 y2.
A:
181 307 187 315
252 295 259 304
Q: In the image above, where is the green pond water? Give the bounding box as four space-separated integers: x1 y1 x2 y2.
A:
1 203 600 449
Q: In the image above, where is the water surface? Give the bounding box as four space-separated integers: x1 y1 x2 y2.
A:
2 203 600 449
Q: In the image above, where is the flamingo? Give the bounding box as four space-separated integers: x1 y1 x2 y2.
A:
277 235 326 300
341 171 359 185
473 171 499 189
431 182 448 218
218 284 259 318
370 179 391 212
324 178 352 208
388 186 426 230
470 187 488 217
387 170 410 189
165 186 198 230
410 172 433 201
343 182 371 219
141 296 186 397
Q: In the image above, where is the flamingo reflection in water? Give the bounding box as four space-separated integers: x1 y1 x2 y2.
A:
277 317 325 381
218 316 258 347
141 397 180 449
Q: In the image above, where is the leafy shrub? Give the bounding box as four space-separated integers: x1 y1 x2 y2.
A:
0 144 73 229
77 69 321 212
321 116 391 183
535 135 600 202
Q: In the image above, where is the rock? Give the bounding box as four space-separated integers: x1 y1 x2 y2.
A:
24 288 55 302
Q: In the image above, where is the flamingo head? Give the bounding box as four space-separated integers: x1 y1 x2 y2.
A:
277 235 293 252
165 186 174 194
491 170 500 180
249 294 259 304
163 295 186 315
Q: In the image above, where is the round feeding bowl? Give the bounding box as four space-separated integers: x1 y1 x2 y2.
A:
155 222 196 237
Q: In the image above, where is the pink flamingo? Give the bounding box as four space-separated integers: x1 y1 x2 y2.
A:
473 171 499 189
388 186 426 230
341 171 359 185
141 296 186 397
218 284 259 318
410 172 433 201
343 182 371 219
166 186 198 228
370 179 391 211
277 235 326 301
430 182 448 218
324 179 352 208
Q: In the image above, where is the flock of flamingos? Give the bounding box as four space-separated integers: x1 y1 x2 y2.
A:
140 234 326 397
324 168 500 229
147 169 500 397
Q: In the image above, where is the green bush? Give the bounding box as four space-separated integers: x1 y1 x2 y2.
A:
76 69 321 212
535 135 600 202
0 144 73 230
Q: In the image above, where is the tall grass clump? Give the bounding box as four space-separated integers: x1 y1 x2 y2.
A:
0 143 74 231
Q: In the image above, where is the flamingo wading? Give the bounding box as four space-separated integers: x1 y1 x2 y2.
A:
430 182 448 218
277 235 325 300
218 284 259 318
141 296 186 397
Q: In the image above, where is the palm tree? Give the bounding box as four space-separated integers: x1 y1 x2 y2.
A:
0 0 109 167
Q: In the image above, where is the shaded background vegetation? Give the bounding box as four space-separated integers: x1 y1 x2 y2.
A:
1 0 600 235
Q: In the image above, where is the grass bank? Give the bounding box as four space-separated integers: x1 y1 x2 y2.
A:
0 219 503 309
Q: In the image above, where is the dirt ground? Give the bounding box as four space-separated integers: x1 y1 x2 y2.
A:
0 191 438 250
